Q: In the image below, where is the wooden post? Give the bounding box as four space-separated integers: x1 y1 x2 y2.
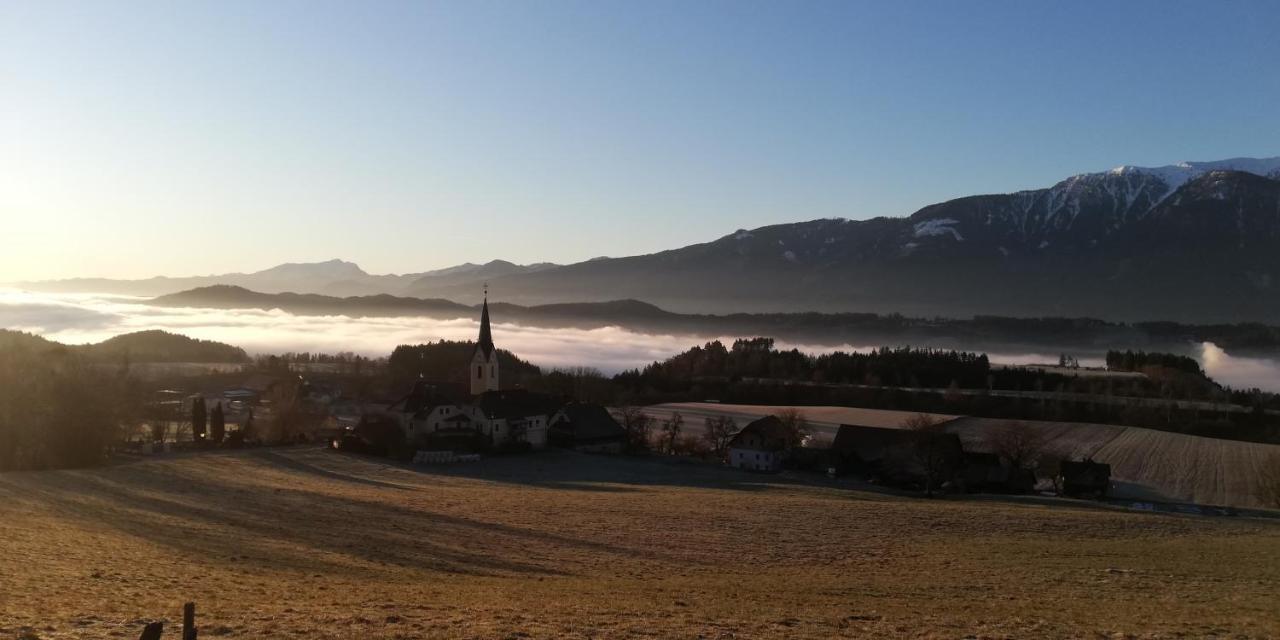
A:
138 621 163 640
182 602 197 640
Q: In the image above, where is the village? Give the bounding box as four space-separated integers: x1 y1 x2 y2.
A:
134 295 1124 507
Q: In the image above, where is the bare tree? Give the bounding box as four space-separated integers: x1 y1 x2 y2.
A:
617 407 654 453
702 415 736 459
903 413 951 498
1037 454 1063 494
985 421 1049 470
776 408 811 448
1256 454 1280 509
660 411 684 454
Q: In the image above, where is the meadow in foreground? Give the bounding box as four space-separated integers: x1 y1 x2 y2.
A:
1 446 1277 639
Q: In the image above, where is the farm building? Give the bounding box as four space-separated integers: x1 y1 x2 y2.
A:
959 452 1036 494
1060 459 1111 497
727 416 792 472
548 403 626 453
465 389 562 450
223 373 279 403
830 424 964 486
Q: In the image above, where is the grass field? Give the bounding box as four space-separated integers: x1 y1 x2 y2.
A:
645 403 1280 508
2 446 1279 639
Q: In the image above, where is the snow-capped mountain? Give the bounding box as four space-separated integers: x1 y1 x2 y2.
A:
902 157 1280 257
412 157 1280 322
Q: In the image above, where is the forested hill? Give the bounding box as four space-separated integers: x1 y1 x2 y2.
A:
0 329 250 363
387 341 541 384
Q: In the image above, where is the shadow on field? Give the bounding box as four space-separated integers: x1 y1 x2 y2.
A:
251 449 414 491
0 456 668 577
386 447 836 495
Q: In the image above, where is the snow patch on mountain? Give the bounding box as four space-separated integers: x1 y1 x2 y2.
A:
913 218 964 241
1107 157 1280 203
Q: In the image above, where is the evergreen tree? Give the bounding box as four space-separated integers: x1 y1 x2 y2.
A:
191 396 207 443
209 402 226 444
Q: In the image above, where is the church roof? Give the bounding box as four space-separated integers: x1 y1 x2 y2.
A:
474 389 562 420
390 379 467 415
475 297 495 359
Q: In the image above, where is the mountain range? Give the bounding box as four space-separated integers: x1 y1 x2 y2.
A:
16 156 1280 323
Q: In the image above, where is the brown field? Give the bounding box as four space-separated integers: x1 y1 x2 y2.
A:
2 447 1279 639
646 403 1280 508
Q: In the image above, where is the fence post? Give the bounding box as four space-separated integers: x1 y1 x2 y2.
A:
138 621 163 640
182 602 197 640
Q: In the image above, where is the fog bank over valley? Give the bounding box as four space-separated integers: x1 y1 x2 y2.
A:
3 289 1279 391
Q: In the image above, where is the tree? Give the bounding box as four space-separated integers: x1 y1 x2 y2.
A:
242 408 255 441
776 408 810 449
985 421 1048 471
702 415 736 459
264 378 315 443
617 407 654 453
209 402 226 444
191 396 207 443
1037 454 1063 494
903 413 951 498
660 412 684 454
1256 454 1280 509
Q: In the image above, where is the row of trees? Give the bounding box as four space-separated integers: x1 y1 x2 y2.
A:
1105 350 1205 376
387 341 541 384
0 346 144 471
616 339 993 391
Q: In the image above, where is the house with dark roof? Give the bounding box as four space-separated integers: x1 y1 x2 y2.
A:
959 451 1035 494
727 415 792 472
548 403 626 453
383 379 470 442
223 373 279 403
1059 459 1111 497
463 389 563 449
830 423 963 486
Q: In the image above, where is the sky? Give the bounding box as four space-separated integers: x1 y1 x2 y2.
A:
3 0 1279 281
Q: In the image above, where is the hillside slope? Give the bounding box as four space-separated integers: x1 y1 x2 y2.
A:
647 403 1280 508
0 447 1276 638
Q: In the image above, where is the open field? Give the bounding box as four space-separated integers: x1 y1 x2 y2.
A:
2 447 1279 639
645 403 1280 509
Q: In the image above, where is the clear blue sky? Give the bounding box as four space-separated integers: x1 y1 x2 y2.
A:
3 0 1278 280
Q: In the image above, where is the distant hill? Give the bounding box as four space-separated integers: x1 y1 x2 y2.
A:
15 258 559 299
0 328 249 363
153 285 474 317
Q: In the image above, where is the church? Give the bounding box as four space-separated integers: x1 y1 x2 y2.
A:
385 292 560 450
469 295 500 395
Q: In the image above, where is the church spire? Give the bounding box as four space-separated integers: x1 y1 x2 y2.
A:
476 284 494 359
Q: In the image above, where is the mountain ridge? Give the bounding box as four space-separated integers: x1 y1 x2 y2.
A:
13 156 1280 322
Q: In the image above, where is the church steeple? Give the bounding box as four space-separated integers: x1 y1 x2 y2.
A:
477 292 494 359
470 284 499 395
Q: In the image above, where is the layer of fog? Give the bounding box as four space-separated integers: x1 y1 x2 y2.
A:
4 289 1280 391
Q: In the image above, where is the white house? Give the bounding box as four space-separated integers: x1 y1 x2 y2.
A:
727 415 790 472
